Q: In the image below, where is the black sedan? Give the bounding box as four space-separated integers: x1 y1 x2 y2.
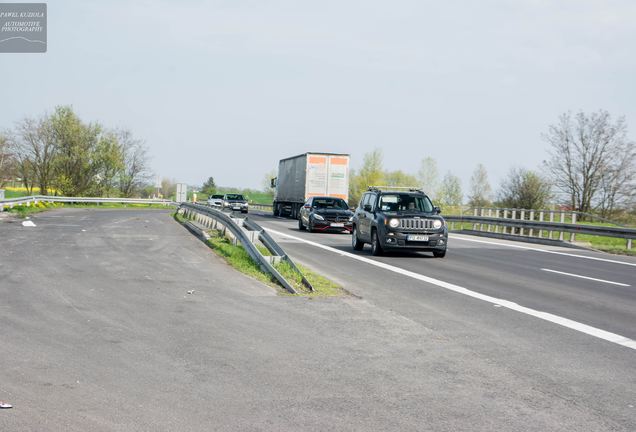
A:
298 196 353 233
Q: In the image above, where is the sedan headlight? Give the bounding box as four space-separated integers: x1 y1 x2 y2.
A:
348 216 353 222
313 214 325 221
433 219 443 229
388 218 400 228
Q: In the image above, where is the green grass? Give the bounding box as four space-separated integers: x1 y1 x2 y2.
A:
174 211 344 295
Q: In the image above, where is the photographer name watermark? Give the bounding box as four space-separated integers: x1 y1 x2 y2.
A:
0 3 46 53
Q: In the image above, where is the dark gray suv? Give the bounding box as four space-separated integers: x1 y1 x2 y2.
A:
351 187 448 257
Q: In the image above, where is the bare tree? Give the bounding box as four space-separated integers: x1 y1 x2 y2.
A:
544 110 635 215
0 133 15 187
118 129 151 197
498 168 551 210
437 171 463 207
12 116 57 194
418 157 439 199
468 163 492 208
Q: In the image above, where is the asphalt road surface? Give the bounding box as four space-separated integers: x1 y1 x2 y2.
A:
1 208 635 431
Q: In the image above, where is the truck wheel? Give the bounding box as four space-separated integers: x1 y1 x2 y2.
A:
352 226 364 250
371 229 384 256
273 203 279 216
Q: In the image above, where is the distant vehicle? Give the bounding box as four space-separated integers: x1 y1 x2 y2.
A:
298 196 353 233
271 152 350 219
208 194 224 207
351 186 448 257
223 193 249 213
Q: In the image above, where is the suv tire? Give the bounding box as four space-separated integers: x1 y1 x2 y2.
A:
433 249 446 258
371 229 383 256
352 226 364 250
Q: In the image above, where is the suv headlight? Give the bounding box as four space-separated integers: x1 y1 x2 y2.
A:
314 214 325 221
388 218 400 228
433 219 442 229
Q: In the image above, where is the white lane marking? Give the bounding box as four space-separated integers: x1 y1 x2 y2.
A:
449 234 636 268
265 227 636 350
22 221 36 227
541 268 630 287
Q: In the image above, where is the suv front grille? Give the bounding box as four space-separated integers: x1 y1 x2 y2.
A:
399 218 433 230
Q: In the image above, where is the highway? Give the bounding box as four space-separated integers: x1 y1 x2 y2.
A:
1 208 635 431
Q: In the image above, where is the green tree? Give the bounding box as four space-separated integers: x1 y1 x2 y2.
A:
349 149 384 206
50 106 102 196
498 168 552 209
201 176 217 196
92 132 124 196
468 163 492 208
384 170 419 188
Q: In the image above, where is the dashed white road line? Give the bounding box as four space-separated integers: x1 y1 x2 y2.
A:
541 268 631 287
449 234 636 267
265 227 636 351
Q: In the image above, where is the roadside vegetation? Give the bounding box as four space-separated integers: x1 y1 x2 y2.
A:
5 201 171 218
174 212 344 296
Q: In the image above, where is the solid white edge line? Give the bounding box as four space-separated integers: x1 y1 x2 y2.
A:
541 268 630 287
265 227 636 351
449 234 636 267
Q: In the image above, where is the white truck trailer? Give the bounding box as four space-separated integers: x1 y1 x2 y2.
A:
271 152 350 218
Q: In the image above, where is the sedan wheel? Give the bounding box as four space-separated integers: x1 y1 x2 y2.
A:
298 217 305 230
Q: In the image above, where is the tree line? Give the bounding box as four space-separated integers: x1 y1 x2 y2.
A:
346 110 634 218
0 106 151 197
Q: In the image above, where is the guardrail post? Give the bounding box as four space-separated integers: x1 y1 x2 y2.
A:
538 211 544 238
628 239 633 250
493 209 499 233
511 210 516 235
529 210 534 237
473 208 478 230
570 212 577 242
548 211 554 239
487 209 492 232
479 208 485 231
559 212 565 241
520 210 525 236
501 209 507 234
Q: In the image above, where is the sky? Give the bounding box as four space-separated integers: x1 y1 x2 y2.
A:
1 0 635 194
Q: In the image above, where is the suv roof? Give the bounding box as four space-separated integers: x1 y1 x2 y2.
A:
367 186 425 194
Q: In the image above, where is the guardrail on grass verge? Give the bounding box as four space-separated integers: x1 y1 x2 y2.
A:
179 203 313 294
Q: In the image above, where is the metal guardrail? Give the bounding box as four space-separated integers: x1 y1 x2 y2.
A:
179 203 312 294
445 215 635 249
0 194 175 210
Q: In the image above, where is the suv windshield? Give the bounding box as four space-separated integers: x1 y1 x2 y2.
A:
225 194 244 200
313 198 348 210
379 194 434 213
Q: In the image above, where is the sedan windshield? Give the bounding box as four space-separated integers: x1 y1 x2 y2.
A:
225 194 244 200
313 198 349 210
379 194 434 212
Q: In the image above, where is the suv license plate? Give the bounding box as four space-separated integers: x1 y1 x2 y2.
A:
331 223 344 227
233 206 241 210
407 235 429 241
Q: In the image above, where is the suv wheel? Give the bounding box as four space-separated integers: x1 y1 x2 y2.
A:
298 217 305 230
433 249 446 258
352 226 364 250
371 229 383 256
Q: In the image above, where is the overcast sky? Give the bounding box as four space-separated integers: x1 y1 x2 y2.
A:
2 0 635 193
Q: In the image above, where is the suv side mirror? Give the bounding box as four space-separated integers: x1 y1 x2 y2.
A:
363 204 372 212
433 206 441 214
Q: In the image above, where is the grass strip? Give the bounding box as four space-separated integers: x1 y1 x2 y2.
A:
174 212 345 296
